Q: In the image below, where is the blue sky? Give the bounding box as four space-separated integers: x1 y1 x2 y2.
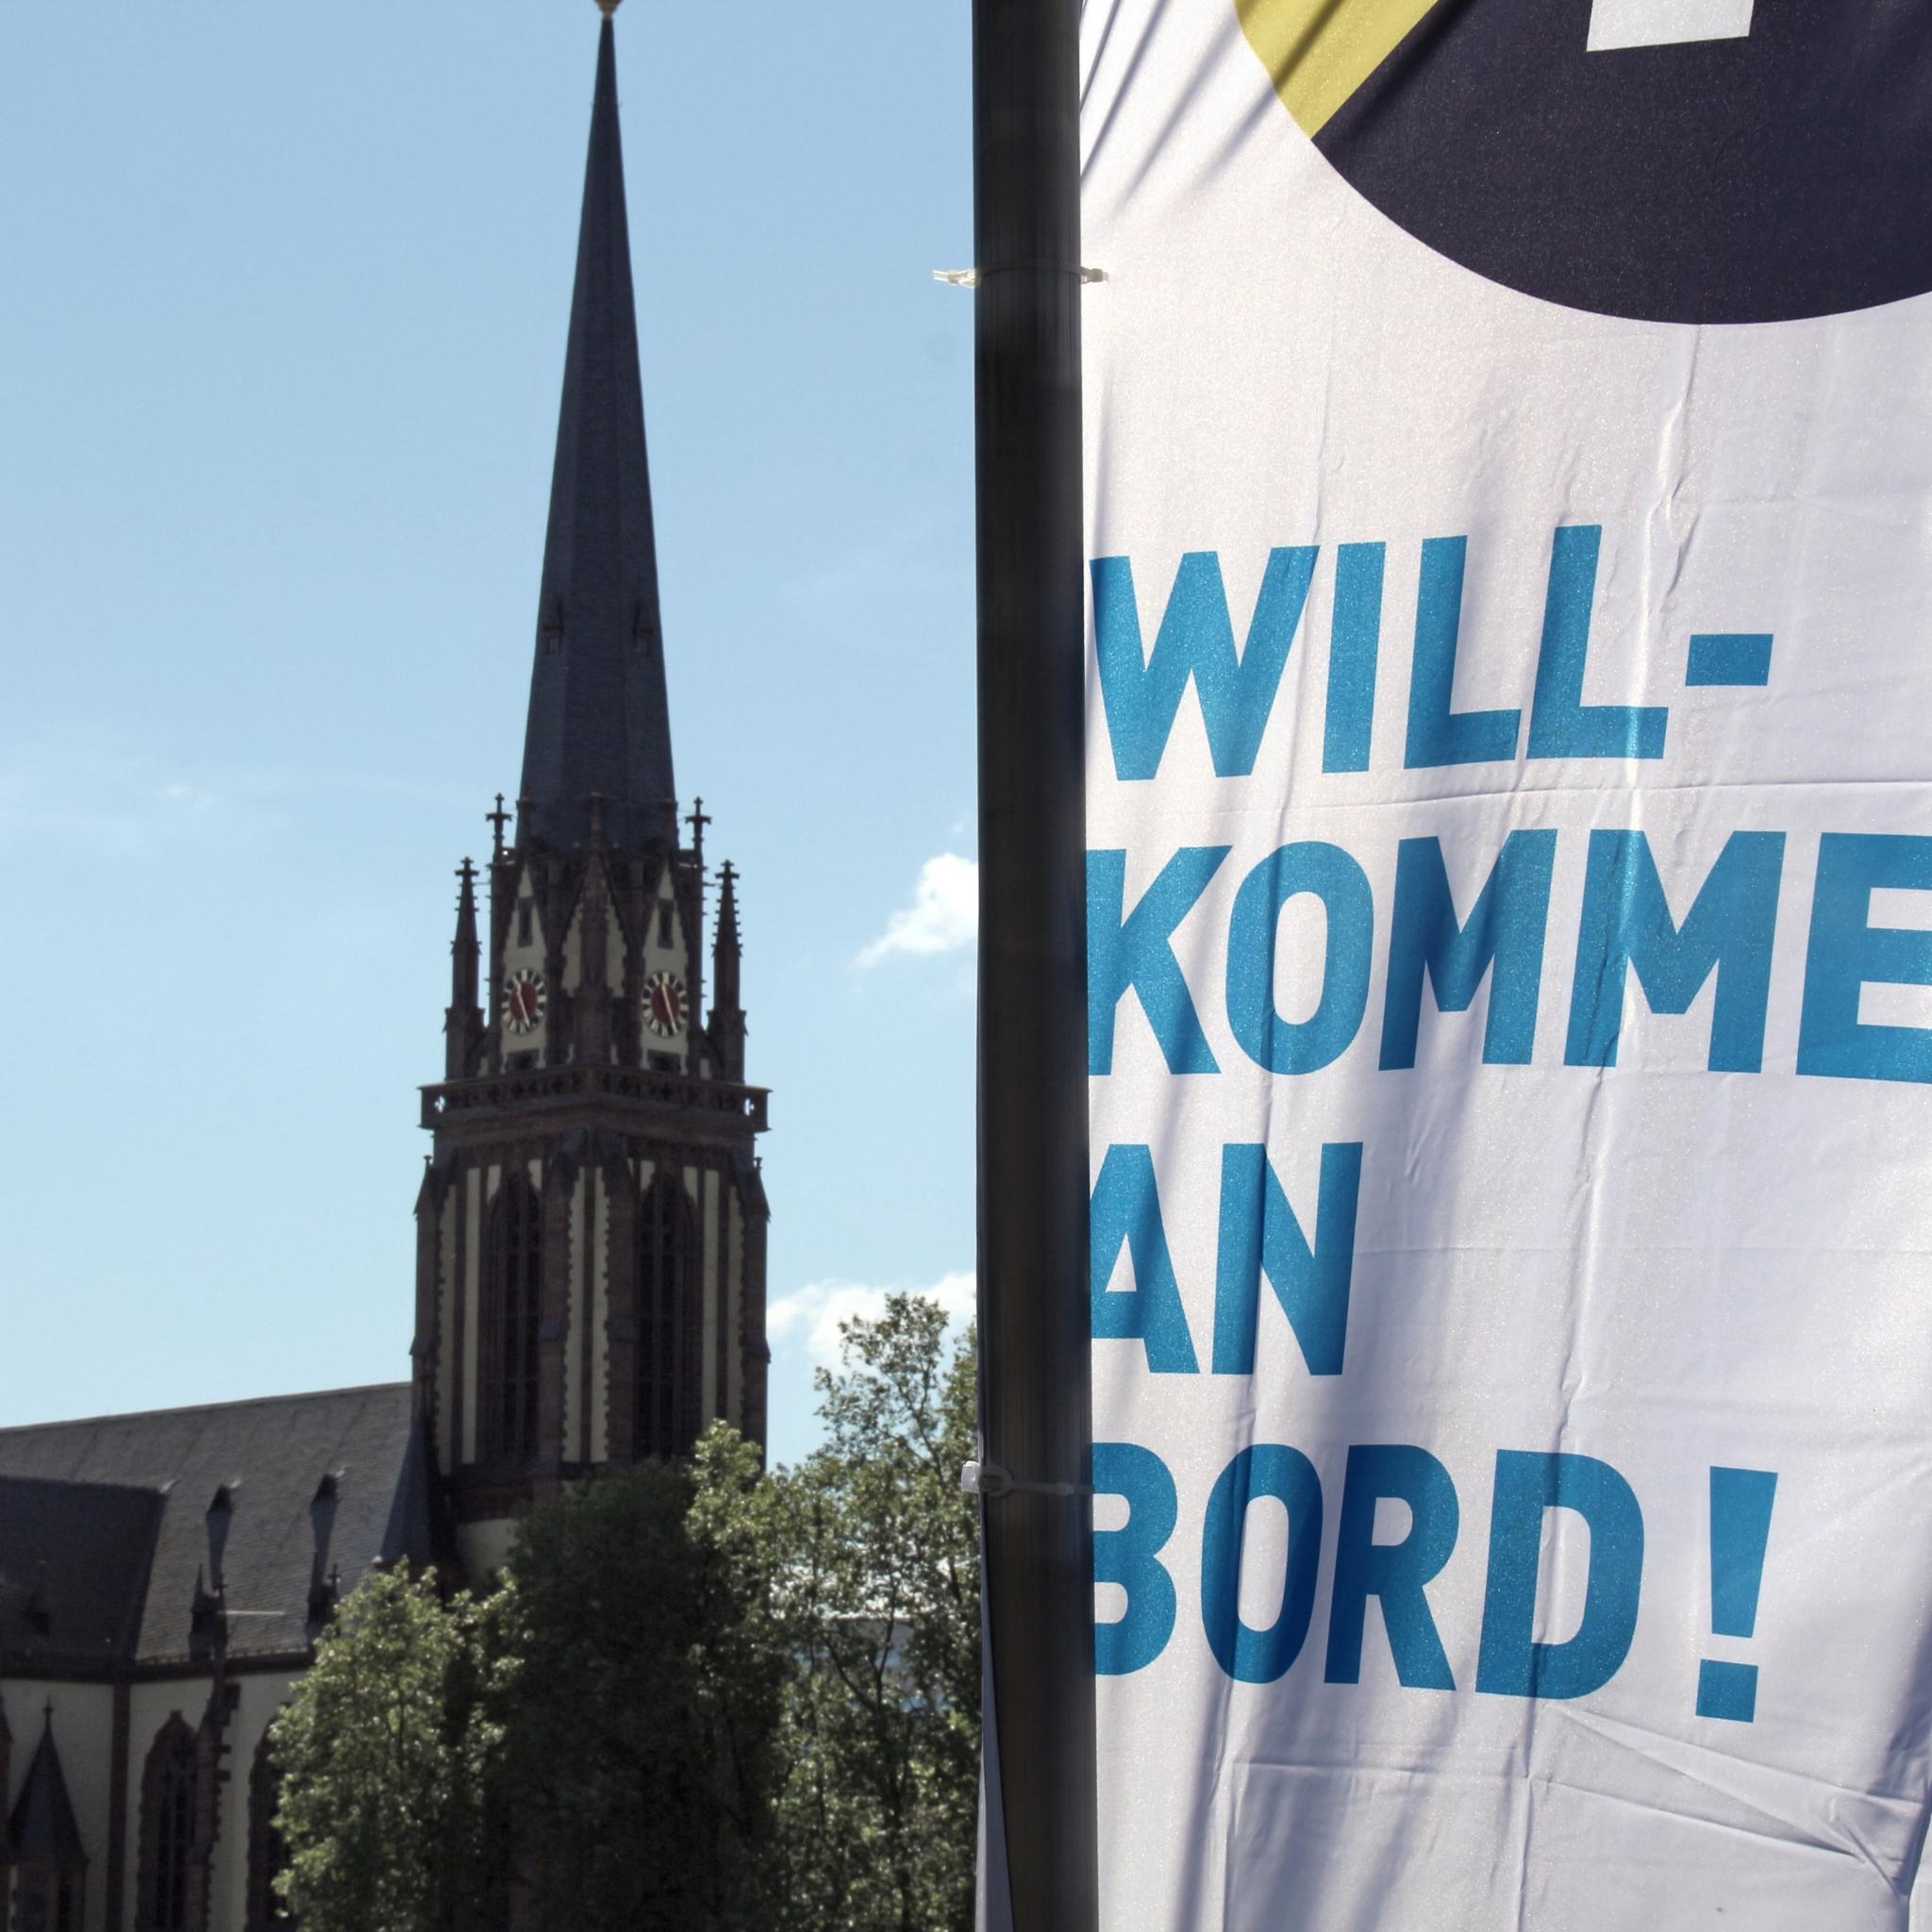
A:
1 2 978 1468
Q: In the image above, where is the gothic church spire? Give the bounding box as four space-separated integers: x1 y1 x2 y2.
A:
710 860 745 1081
518 11 674 853
445 858 482 1079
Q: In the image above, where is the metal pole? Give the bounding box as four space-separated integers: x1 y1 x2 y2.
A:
973 0 1095 1927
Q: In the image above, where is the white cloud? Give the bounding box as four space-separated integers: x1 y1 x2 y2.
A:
0 739 229 858
858 853 977 967
156 782 218 813
767 1272 974 1368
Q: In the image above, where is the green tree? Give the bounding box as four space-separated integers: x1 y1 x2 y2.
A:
769 1293 980 1932
497 1440 785 1931
272 1307 981 1932
271 1564 508 1932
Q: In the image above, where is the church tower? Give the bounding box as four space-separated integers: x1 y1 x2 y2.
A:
413 8 770 1575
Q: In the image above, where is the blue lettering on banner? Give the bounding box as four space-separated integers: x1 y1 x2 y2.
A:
1686 634 1774 687
1093 1442 1180 1677
1475 1451 1645 1701
1324 542 1385 774
1225 842 1375 1074
1091 548 1318 781
1075 512 1861 1717
1324 1445 1460 1690
1088 529 1734 783
1380 830 1558 1069
1086 1443 1757 1703
1797 833 1932 1084
1698 1466 1779 1723
1405 537 1522 769
1084 828 1932 1085
1091 1145 1201 1374
1202 1444 1325 1684
1088 846 1229 1075
1526 525 1668 761
1565 829 1786 1073
1212 1141 1363 1376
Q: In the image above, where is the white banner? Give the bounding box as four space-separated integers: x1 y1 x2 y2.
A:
1082 5 1932 1926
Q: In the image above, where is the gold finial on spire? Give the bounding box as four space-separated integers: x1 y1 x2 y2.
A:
596 0 622 15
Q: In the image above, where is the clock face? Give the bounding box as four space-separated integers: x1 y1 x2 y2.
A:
504 969 547 1035
643 970 687 1040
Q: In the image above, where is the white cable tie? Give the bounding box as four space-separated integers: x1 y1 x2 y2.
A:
932 266 1106 288
961 1459 1094 1500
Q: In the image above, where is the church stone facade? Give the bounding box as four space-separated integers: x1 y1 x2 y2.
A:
412 1 769 1585
0 12 767 1928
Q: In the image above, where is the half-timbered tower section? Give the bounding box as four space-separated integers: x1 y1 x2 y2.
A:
411 15 770 1577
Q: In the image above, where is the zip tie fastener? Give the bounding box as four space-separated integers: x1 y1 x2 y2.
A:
961 1459 1094 1500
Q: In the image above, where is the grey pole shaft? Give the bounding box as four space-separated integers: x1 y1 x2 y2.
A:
973 2 1097 1929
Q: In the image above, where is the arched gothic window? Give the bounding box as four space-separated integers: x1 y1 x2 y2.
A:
136 1715 200 1932
483 1168 543 1459
635 1169 700 1458
245 1727 295 1929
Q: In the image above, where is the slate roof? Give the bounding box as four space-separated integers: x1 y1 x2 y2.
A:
8 1718 87 1867
0 1384 431 1666
0 1478 162 1668
519 16 676 853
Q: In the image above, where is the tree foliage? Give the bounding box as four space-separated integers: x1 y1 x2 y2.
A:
768 1294 980 1932
271 1564 508 1932
272 1295 980 1932
498 1437 785 1930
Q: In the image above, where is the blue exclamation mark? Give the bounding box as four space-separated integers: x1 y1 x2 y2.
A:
1697 1466 1778 1722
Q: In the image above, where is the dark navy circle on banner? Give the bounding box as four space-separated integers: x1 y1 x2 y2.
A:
1241 0 1932 325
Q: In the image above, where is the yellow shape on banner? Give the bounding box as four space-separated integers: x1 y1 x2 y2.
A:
1235 0 1442 135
